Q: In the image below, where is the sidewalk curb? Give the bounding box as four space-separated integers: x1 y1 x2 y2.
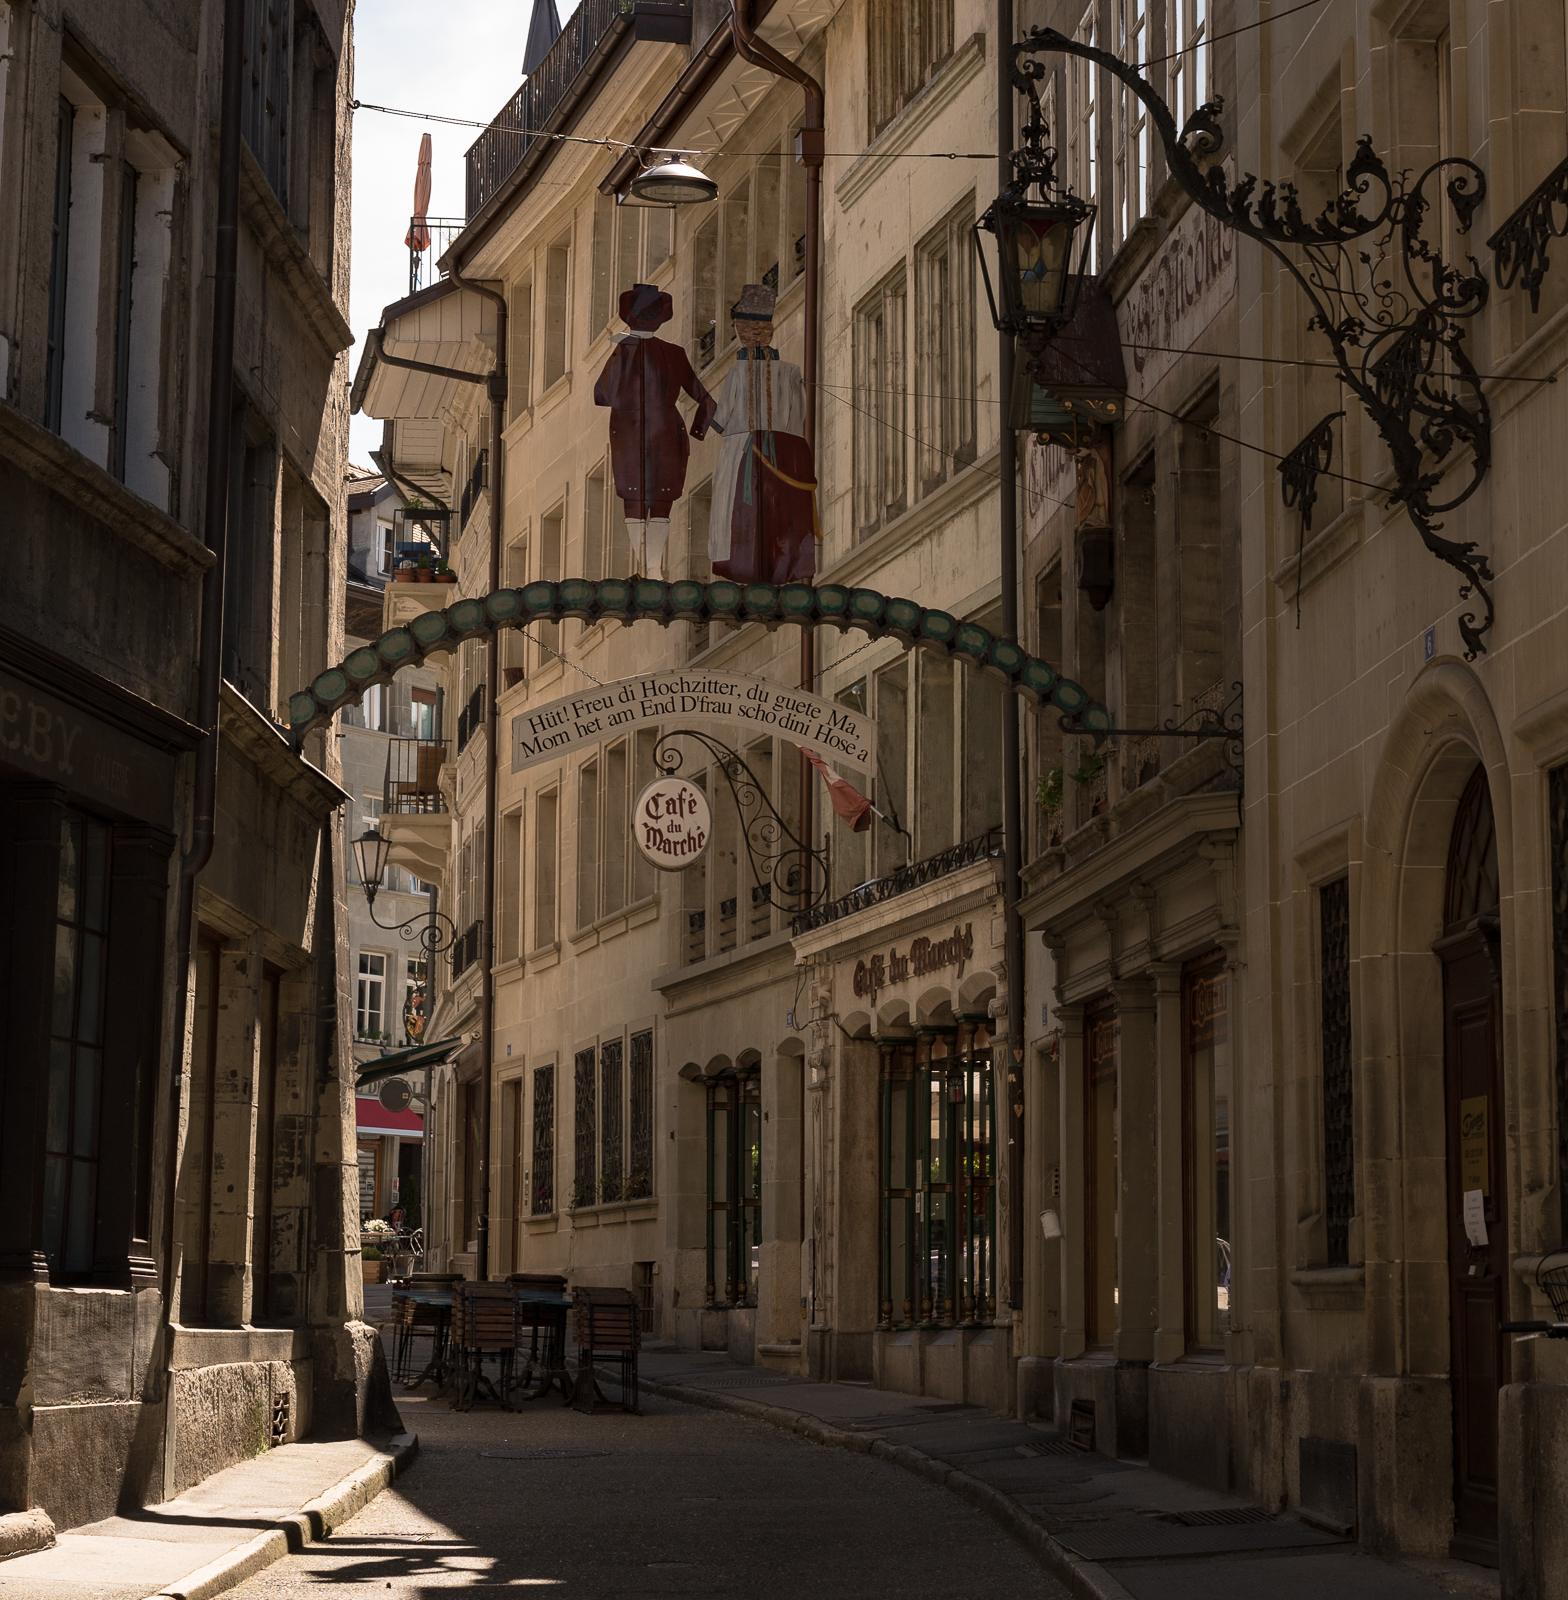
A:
635 1375 1130 1600
146 1432 419 1600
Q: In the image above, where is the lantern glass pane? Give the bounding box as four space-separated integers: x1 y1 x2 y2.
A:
999 207 1076 322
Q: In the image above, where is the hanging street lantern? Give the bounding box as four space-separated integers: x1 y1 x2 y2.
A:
627 156 718 206
352 824 459 959
974 75 1094 347
353 826 393 904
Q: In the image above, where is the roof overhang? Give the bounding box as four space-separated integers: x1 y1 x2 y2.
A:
350 278 497 424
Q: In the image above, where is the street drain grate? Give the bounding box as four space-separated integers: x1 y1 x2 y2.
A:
478 1448 611 1461
1161 1507 1275 1526
681 1373 794 1389
1018 1439 1082 1458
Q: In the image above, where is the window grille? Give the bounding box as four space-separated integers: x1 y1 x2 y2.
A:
573 1047 596 1206
867 0 954 138
600 1038 624 1202
1550 765 1568 1237
532 1064 555 1214
628 1030 654 1199
241 0 293 205
1320 876 1354 1265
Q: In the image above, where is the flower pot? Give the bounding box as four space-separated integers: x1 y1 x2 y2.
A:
416 571 434 583
435 573 457 584
361 1258 385 1285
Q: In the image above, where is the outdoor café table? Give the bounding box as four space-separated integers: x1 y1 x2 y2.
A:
390 1289 452 1390
507 1288 574 1407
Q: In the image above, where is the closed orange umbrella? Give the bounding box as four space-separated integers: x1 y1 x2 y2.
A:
404 132 432 252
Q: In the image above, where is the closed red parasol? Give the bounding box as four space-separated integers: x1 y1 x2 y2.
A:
404 132 432 252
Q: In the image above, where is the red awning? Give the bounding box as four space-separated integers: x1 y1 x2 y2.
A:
355 1097 424 1138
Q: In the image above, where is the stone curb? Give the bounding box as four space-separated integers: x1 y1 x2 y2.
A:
634 1375 1132 1600
146 1432 419 1600
0 1507 57 1562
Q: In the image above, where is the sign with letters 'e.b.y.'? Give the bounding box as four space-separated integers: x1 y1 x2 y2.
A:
634 776 712 871
511 670 875 777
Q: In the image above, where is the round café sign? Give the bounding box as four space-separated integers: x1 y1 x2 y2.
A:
634 776 712 871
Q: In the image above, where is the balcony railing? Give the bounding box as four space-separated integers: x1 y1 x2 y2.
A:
382 738 449 815
393 505 450 563
409 216 464 296
450 919 482 979
465 0 631 218
792 829 1003 936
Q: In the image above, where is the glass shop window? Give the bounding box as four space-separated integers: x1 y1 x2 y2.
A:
1182 955 1231 1351
706 1071 761 1308
879 1023 997 1327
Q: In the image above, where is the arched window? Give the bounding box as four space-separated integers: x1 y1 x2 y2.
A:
1445 764 1500 929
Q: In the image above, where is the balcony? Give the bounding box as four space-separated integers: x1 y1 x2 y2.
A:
459 449 488 538
456 683 487 755
379 739 452 887
409 216 464 297
792 830 1003 936
450 920 483 980
465 0 632 219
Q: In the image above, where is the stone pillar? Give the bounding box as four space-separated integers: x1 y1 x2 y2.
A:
758 1045 804 1347
1150 962 1186 1362
831 1036 880 1381
1112 979 1157 1363
1056 1003 1086 1360
206 931 265 1326
264 964 318 1324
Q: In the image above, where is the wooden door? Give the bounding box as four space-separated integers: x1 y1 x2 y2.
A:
1437 766 1506 1567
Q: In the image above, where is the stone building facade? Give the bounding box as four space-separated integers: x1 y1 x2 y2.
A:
0 0 388 1533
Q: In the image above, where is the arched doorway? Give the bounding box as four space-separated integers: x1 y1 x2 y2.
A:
1435 762 1507 1566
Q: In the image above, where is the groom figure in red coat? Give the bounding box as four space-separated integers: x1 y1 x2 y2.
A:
594 283 716 578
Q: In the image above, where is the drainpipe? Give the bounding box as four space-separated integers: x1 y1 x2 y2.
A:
996 0 1027 1311
447 260 506 1284
161 0 245 1324
729 0 824 907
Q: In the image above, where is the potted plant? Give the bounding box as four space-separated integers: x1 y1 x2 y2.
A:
395 559 416 584
434 560 457 585
415 553 434 583
361 1245 384 1284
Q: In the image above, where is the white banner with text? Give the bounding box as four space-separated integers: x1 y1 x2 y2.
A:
510 670 876 776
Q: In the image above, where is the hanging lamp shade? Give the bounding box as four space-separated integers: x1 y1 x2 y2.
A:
354 826 393 894
993 195 1091 327
627 158 718 206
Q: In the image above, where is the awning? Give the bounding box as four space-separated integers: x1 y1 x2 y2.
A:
356 1098 425 1139
355 1035 465 1088
350 278 497 425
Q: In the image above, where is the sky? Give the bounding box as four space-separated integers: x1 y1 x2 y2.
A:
346 0 581 472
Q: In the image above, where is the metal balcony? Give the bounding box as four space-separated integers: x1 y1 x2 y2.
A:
382 738 450 815
408 216 464 296
792 829 1003 936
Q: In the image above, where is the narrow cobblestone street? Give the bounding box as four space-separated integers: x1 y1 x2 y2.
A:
227 1384 1062 1598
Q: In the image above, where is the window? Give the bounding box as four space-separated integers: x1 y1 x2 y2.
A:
45 812 111 1277
964 608 1005 839
600 1038 623 1202
1169 0 1209 127
499 807 522 964
1182 957 1230 1349
508 1078 525 1271
574 1046 596 1206
534 787 559 948
1068 6 1099 272
705 1070 761 1306
502 537 529 689
685 480 714 656
916 202 977 495
532 1063 556 1214
253 970 280 1318
357 952 387 1038
854 273 908 539
241 0 293 205
1320 877 1354 1265
542 235 570 390
111 164 137 482
868 0 954 138
1113 0 1150 253
875 662 910 875
629 1029 654 1199
915 653 956 858
878 1027 997 1325
604 741 629 914
692 214 719 369
461 1080 479 1250
45 96 73 433
682 773 709 964
1176 391 1222 707
590 194 675 340
1084 1005 1118 1346
753 153 781 288
410 685 437 740
223 412 280 710
576 760 600 930
537 506 563 666
362 684 385 734
404 956 426 1044
581 459 628 582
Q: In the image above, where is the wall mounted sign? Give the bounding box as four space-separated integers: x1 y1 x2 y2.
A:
634 775 712 871
853 923 974 1004
511 669 875 776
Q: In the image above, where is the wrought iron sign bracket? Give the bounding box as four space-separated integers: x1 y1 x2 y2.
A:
652 728 831 909
1487 152 1568 314
1061 683 1244 786
1013 27 1497 658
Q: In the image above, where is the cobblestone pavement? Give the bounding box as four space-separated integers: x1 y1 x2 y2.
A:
227 1384 1066 1598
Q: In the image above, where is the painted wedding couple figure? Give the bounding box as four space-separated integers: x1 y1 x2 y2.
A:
593 281 817 585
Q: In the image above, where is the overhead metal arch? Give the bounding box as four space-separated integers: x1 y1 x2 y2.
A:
286 578 1112 741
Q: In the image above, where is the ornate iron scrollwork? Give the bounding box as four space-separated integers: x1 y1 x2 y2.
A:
1487 152 1568 314
652 729 830 909
1061 683 1243 786
1279 411 1344 534
1014 29 1496 658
